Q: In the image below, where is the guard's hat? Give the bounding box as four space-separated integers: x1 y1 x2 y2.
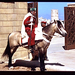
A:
41 21 46 24
30 8 36 11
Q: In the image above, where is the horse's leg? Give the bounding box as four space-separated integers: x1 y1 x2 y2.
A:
8 48 12 67
31 50 39 61
11 46 18 56
44 48 49 61
31 45 39 61
44 43 50 60
39 48 45 71
9 56 12 67
8 46 18 67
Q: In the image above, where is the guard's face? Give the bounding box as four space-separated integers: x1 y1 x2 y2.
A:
41 23 46 27
31 11 36 16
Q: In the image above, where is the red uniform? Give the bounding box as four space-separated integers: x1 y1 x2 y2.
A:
24 15 37 46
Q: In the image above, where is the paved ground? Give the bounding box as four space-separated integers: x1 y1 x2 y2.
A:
46 34 75 71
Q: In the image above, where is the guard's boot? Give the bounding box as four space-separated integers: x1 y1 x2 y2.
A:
30 45 35 53
28 46 31 50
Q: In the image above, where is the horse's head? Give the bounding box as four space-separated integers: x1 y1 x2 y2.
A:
54 20 67 37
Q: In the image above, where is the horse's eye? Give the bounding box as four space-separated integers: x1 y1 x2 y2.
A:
58 24 61 28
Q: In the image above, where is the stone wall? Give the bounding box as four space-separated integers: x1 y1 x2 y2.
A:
0 2 28 61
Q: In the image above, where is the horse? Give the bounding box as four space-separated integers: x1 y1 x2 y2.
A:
2 20 67 71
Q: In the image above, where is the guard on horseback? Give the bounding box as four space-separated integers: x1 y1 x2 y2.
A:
21 8 37 52
21 7 50 60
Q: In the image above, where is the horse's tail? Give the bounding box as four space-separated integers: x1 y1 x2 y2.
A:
2 34 10 57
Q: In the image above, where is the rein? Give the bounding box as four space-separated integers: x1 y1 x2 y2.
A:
43 32 53 42
42 22 55 42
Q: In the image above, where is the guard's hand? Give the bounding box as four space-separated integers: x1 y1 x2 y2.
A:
28 22 34 25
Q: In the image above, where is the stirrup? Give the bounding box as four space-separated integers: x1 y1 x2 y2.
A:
30 49 34 53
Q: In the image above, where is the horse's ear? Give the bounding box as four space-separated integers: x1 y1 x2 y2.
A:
54 19 57 24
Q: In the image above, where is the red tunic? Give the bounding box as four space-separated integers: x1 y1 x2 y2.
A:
24 16 37 46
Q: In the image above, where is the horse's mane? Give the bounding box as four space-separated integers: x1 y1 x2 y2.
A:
42 23 53 33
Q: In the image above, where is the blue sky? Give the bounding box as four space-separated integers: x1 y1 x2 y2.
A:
38 2 75 20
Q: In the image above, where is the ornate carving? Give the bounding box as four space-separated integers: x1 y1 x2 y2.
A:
65 7 75 45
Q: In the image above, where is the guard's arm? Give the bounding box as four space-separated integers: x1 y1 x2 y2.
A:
24 16 31 25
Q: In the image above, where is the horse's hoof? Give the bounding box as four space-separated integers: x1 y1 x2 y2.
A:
44 57 49 61
0 61 4 64
8 66 14 70
31 67 36 71
41 69 45 71
40 67 46 71
44 68 47 71
45 59 49 61
31 50 34 53
8 64 12 67
8 65 11 67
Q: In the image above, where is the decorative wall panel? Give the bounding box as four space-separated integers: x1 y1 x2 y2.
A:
65 7 75 50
